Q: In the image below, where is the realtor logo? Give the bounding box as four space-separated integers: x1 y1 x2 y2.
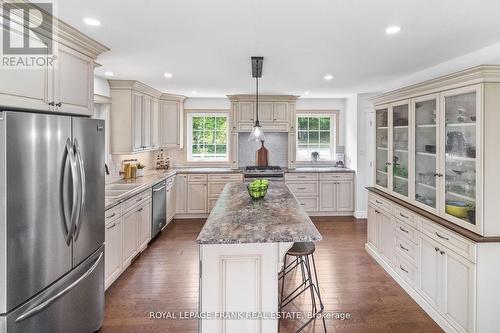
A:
1 1 57 69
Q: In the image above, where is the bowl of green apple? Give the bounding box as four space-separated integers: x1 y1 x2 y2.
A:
247 179 269 200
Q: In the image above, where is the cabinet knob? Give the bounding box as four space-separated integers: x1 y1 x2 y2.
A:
55 102 62 107
48 101 55 106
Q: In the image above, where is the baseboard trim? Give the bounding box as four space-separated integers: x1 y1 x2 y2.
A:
306 212 354 217
365 244 458 333
354 211 367 219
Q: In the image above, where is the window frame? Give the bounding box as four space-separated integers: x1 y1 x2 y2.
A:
186 112 229 162
295 111 339 163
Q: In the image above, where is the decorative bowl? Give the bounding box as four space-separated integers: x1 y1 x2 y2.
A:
445 200 474 218
247 179 269 200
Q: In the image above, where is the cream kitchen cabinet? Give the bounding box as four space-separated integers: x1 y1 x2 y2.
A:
418 233 475 333
373 66 500 236
187 181 208 214
366 190 500 333
319 179 354 212
109 80 161 154
104 208 123 290
175 174 188 214
159 95 186 148
137 202 152 251
0 14 107 115
166 177 176 224
122 208 139 267
238 102 255 123
207 174 244 212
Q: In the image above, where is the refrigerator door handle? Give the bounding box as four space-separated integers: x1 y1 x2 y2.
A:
14 251 104 323
65 138 80 245
60 140 72 245
73 138 86 241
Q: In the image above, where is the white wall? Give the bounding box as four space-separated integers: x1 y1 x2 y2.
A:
184 97 230 110
94 76 111 97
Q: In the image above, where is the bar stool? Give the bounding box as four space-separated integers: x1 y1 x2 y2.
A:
279 242 327 332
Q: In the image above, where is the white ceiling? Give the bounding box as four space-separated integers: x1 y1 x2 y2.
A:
58 0 500 98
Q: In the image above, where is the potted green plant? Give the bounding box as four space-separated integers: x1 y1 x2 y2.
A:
137 163 145 177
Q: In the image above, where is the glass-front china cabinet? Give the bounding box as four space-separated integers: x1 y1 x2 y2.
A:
372 65 500 237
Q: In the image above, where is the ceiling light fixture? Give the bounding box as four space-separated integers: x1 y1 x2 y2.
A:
191 90 197 94
83 17 101 26
324 74 333 80
385 25 401 35
304 91 310 96
248 56 265 143
104 71 114 77
164 72 173 78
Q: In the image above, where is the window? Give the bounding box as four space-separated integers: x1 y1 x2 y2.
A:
296 114 336 161
187 113 228 161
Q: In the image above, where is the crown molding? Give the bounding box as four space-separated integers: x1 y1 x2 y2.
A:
108 80 163 98
1 0 109 58
227 94 299 102
371 65 500 105
160 93 186 102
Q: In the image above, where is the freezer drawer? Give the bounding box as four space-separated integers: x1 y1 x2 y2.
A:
1 246 104 333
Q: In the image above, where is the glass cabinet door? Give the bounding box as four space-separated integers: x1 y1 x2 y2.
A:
375 108 389 189
414 97 438 210
392 103 409 197
443 88 479 226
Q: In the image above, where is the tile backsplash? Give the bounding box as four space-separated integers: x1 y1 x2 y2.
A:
238 133 288 167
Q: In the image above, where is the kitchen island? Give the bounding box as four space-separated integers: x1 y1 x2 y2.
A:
197 182 321 333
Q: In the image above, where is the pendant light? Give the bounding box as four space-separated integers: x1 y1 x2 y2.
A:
248 56 265 142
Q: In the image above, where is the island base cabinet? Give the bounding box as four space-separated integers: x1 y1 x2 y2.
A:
199 242 292 333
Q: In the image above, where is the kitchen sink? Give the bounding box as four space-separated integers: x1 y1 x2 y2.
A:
105 183 141 191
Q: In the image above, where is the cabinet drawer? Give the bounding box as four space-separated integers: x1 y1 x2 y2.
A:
394 219 418 244
395 234 418 265
319 173 354 181
285 173 318 182
105 204 122 224
420 218 476 262
393 205 417 228
369 193 392 213
123 190 152 212
297 197 318 212
287 182 318 197
395 254 418 287
208 174 243 182
188 174 208 182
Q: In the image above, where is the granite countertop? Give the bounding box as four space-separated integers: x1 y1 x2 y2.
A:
196 182 322 244
288 166 354 173
174 167 242 174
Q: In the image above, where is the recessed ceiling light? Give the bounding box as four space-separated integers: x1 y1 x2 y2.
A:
83 17 101 26
104 71 114 77
324 74 333 80
385 25 401 35
304 91 310 96
191 90 197 94
164 72 173 78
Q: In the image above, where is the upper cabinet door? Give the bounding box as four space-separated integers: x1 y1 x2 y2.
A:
142 96 152 149
132 93 143 151
274 102 289 122
391 101 410 198
160 100 180 147
54 45 93 115
238 102 255 122
413 95 439 212
440 85 481 232
257 102 274 122
375 107 390 190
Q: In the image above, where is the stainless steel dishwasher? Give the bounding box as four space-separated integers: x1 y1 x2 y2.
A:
152 180 167 239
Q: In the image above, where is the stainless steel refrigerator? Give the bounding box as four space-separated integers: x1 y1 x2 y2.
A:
0 110 105 333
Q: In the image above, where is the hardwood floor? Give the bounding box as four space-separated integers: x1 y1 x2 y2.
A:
101 217 443 333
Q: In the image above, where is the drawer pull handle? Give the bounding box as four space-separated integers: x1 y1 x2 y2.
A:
399 213 409 219
435 232 449 241
399 226 409 233
136 198 143 202
440 250 445 255
399 244 409 252
399 265 409 273
375 210 380 214
435 247 440 252
106 223 117 230
106 213 116 219
375 200 383 204
138 208 143 212
297 187 307 190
